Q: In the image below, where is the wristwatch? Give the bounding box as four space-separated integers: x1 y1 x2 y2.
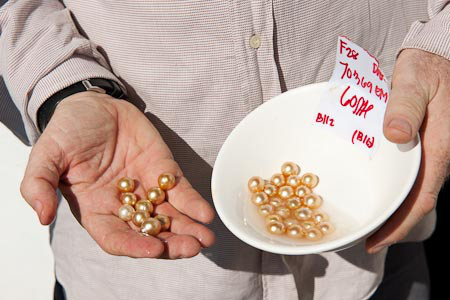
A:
37 78 127 133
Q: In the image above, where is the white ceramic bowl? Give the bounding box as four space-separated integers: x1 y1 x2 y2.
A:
211 82 421 255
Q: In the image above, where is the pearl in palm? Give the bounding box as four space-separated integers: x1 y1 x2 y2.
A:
140 218 162 236
158 173 176 190
118 204 135 222
147 187 165 205
117 177 135 193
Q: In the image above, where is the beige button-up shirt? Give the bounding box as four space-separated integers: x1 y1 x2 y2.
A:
1 1 448 299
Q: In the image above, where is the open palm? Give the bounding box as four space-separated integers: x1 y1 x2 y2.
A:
20 91 215 259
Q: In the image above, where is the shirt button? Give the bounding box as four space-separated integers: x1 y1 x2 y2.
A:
249 34 261 49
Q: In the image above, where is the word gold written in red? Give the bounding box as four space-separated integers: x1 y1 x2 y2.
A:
352 129 374 148
340 85 374 118
315 112 335 127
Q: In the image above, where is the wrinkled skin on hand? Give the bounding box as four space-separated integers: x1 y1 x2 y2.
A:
366 49 450 253
20 91 215 259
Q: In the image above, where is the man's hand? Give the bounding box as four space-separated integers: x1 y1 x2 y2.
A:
20 91 215 259
366 49 449 253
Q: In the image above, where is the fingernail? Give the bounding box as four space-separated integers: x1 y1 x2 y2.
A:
33 200 42 214
387 119 412 136
33 200 43 222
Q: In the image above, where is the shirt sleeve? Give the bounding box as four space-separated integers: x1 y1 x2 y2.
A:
400 0 450 60
0 0 125 144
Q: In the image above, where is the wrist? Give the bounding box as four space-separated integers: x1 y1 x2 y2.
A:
37 78 126 133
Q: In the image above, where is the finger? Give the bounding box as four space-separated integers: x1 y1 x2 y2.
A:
124 211 203 258
155 202 216 248
20 136 65 225
365 181 436 254
167 176 215 224
366 127 445 253
139 158 215 224
156 232 202 259
85 214 165 258
383 51 430 144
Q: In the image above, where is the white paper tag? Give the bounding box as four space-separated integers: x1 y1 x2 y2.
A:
313 36 390 157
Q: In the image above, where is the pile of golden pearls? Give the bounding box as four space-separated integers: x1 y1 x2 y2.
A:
117 173 176 236
248 162 334 241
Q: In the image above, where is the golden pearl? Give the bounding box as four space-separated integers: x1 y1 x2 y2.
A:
118 204 135 221
286 175 301 187
265 214 283 223
140 218 162 236
305 227 323 241
117 177 135 193
120 192 137 206
266 221 285 235
248 176 265 193
300 221 315 231
269 196 284 208
158 172 176 190
132 211 150 227
287 224 304 238
304 194 322 209
154 214 171 231
251 192 269 206
312 211 329 224
258 204 274 217
283 218 299 227
135 199 154 214
275 206 291 218
278 185 294 200
318 222 335 235
263 184 278 197
294 207 312 221
270 173 285 187
281 162 300 176
286 196 302 210
301 173 319 188
295 185 312 198
147 187 165 205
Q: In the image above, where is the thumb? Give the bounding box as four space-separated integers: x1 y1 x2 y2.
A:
20 136 64 225
383 51 430 144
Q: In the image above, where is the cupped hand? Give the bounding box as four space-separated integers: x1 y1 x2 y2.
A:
366 49 449 253
20 91 215 259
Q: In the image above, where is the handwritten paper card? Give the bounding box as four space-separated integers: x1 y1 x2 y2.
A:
314 36 390 157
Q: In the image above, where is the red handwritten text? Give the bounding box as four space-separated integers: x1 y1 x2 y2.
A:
339 39 359 60
339 61 373 94
315 112 335 127
372 63 384 81
375 85 389 103
340 85 374 118
352 129 374 148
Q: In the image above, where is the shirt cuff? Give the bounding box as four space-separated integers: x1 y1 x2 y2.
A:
26 54 125 139
399 5 450 60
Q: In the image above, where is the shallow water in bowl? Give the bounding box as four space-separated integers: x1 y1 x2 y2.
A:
241 189 359 247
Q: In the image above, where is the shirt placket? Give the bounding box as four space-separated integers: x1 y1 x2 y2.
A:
231 1 296 299
231 0 282 116
249 0 282 102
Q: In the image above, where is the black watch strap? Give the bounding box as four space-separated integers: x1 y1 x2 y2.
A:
37 78 126 133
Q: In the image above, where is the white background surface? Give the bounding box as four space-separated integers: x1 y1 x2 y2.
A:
0 123 55 299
